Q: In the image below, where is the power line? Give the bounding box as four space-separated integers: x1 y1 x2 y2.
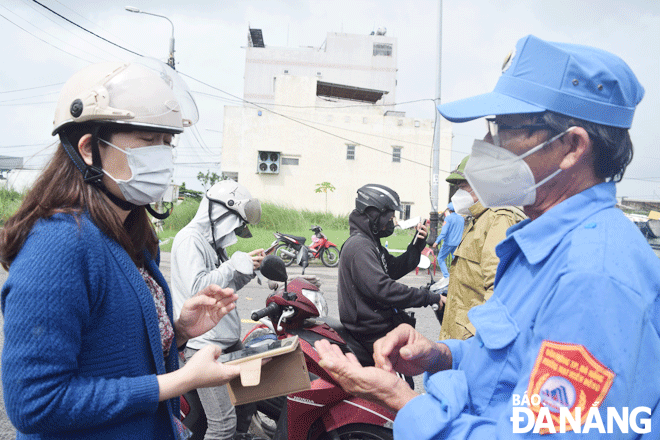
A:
0 82 64 94
31 0 143 58
180 72 435 170
0 11 94 63
15 0 116 63
193 89 443 150
24 4 443 171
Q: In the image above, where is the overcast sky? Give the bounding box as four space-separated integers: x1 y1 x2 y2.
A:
2 0 659 199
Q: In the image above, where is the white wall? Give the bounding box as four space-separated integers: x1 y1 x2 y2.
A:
244 32 398 105
222 75 452 218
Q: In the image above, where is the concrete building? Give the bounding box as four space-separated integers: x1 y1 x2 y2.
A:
221 29 452 219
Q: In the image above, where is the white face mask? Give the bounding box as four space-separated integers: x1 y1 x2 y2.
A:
464 128 572 208
100 139 174 206
450 189 476 215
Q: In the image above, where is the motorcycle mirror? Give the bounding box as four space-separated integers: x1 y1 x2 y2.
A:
261 255 288 283
297 246 310 274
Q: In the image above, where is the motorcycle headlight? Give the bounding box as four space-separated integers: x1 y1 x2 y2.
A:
301 289 328 318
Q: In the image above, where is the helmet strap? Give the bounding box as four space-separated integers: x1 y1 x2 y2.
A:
208 201 234 264
60 132 103 185
60 129 140 213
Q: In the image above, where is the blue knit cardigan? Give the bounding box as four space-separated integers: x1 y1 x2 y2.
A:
1 213 180 439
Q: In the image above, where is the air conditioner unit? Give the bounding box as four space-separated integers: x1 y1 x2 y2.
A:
257 151 280 174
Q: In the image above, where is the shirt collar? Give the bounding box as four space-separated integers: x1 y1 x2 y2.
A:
504 182 617 265
468 201 488 219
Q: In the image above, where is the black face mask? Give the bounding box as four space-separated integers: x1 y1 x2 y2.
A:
376 218 396 238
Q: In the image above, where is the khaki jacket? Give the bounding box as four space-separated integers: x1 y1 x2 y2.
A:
439 202 526 340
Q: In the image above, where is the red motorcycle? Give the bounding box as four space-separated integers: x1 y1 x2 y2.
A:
244 250 395 440
267 225 340 268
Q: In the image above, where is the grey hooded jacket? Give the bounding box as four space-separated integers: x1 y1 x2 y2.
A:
171 196 255 350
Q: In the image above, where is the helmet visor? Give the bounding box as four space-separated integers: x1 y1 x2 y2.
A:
134 57 199 127
243 199 262 225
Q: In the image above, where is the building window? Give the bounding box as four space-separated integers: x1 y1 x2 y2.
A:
347 144 356 160
281 157 299 165
401 204 411 221
373 43 393 56
392 146 402 163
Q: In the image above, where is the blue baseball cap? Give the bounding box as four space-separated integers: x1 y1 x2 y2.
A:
437 35 644 129
447 202 454 211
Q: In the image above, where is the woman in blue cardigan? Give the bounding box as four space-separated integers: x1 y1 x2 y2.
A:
0 60 242 439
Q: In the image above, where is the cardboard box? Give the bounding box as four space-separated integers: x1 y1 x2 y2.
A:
226 340 311 405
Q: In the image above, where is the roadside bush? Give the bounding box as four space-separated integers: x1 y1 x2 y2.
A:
0 188 24 226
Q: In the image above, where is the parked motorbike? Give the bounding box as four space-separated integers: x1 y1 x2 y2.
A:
267 225 340 268
246 249 395 440
181 249 394 440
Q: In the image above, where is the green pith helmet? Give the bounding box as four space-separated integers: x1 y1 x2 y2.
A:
446 155 470 185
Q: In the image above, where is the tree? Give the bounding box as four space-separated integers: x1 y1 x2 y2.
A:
178 182 203 199
197 170 221 191
315 182 336 212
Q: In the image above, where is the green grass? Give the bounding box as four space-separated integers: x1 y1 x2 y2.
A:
0 187 24 226
157 199 420 254
0 189 421 254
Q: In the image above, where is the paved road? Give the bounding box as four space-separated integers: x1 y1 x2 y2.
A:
0 252 442 437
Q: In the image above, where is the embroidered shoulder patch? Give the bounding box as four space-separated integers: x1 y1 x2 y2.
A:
527 340 615 434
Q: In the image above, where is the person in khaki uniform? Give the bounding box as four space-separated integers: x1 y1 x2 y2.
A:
439 156 526 340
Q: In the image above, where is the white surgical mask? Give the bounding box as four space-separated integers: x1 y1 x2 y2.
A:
100 139 174 206
464 128 572 208
450 189 476 215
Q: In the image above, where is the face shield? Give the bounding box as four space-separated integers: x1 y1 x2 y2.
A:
133 57 199 128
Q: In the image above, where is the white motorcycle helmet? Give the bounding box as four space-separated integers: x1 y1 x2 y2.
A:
206 180 261 252
53 59 197 135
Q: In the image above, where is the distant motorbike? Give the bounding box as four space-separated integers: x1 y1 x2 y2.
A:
267 225 339 268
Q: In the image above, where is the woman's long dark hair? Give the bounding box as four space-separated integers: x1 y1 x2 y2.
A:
0 126 158 270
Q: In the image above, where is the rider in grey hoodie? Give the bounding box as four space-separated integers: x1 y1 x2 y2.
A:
171 179 264 440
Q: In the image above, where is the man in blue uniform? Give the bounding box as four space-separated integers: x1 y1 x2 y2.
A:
315 34 660 439
431 203 465 282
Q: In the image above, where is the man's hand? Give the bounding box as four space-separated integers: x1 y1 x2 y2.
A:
314 339 417 412
249 248 266 270
373 324 451 377
175 285 238 344
415 223 428 242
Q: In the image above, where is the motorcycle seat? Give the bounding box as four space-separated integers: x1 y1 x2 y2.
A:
282 234 307 245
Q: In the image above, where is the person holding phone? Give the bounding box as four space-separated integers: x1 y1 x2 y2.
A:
338 184 443 369
0 60 241 439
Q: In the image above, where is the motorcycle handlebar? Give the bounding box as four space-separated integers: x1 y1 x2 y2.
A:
251 302 281 321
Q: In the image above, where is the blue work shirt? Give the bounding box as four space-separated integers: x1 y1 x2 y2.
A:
395 182 660 438
435 212 465 247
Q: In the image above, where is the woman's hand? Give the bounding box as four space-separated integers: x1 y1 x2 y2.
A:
175 285 238 345
157 345 241 401
249 249 266 270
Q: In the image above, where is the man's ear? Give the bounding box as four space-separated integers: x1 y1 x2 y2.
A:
78 134 94 166
559 127 591 171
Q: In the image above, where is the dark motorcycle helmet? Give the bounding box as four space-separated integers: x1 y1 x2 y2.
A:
355 184 402 238
355 184 403 214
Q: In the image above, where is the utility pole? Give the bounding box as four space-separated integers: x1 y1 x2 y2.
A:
125 6 176 69
429 0 443 242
